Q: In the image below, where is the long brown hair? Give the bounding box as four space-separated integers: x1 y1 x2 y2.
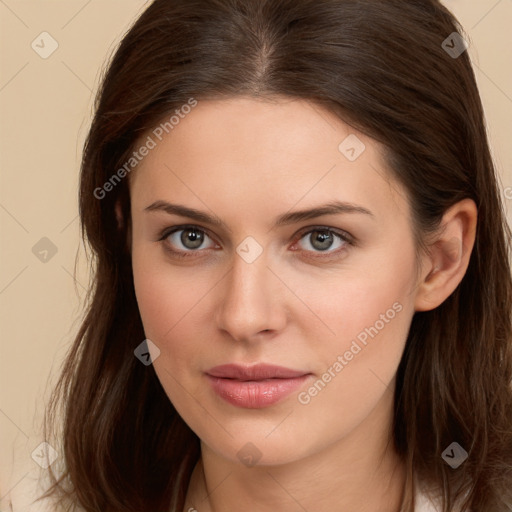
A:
43 0 512 510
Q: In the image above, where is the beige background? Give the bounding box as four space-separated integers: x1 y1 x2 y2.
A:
1 0 511 506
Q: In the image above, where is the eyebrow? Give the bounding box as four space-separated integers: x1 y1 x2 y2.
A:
144 200 374 229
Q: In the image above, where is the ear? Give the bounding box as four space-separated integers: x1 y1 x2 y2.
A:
414 198 477 312
115 199 132 253
115 200 124 229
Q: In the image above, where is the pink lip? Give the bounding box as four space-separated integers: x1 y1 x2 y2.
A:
206 364 312 408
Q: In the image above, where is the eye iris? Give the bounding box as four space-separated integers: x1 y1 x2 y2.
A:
310 230 333 251
181 229 204 249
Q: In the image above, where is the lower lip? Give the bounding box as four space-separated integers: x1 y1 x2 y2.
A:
206 374 311 408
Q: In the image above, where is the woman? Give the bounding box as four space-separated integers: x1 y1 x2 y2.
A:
28 0 512 510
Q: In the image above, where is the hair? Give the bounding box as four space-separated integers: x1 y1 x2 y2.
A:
42 0 512 511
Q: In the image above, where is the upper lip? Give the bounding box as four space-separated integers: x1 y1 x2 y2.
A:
206 364 309 381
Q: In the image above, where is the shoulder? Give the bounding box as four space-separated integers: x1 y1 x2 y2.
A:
3 468 84 512
415 487 442 512
4 470 57 512
414 480 472 512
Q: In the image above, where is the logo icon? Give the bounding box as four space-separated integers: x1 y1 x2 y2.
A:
32 237 58 263
134 339 161 366
441 442 468 469
237 442 263 467
31 442 58 468
236 236 263 264
338 134 366 162
31 32 59 59
442 32 469 59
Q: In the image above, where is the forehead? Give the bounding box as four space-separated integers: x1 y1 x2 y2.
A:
129 96 409 224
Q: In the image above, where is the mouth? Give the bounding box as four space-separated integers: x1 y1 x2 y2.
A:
205 363 312 408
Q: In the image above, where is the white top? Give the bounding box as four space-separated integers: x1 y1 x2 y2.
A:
415 488 443 512
3 470 445 511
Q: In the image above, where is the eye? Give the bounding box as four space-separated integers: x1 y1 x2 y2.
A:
291 227 353 257
158 225 217 256
157 225 354 260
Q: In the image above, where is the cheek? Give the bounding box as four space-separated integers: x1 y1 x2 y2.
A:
287 244 415 349
293 243 417 402
131 245 216 376
291 272 414 450
132 242 193 336
131 249 222 439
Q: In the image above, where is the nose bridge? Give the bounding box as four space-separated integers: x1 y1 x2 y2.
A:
232 250 269 300
216 245 283 340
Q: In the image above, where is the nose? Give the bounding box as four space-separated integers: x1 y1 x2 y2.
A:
214 248 287 343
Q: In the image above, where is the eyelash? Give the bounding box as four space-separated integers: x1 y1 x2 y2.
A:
157 224 355 260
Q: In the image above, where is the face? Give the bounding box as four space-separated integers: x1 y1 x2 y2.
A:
129 96 421 466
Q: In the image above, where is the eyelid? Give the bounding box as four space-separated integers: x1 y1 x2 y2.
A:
293 225 355 245
157 224 355 258
158 224 218 247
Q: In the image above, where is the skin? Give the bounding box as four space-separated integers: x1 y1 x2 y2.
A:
126 96 477 512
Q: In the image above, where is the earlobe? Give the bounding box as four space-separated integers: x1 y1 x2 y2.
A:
414 199 477 312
